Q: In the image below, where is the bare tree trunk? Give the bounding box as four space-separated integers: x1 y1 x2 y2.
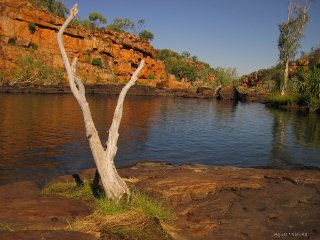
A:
57 4 145 200
281 60 289 96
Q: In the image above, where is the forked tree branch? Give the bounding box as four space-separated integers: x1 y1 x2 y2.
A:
57 4 145 199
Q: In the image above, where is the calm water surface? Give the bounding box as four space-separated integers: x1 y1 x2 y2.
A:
0 94 319 185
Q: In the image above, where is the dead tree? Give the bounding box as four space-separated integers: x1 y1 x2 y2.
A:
57 4 145 200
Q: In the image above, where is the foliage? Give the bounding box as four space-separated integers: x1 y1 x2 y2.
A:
71 18 95 30
266 92 300 105
148 73 155 79
278 2 308 94
139 30 154 41
43 180 173 220
89 12 107 28
295 64 320 111
84 56 91 63
92 58 103 68
11 55 64 85
278 7 308 65
107 18 135 33
156 48 238 87
28 22 36 34
214 67 238 87
31 0 68 18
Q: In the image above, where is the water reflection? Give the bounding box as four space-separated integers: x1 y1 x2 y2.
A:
0 94 319 185
270 108 320 168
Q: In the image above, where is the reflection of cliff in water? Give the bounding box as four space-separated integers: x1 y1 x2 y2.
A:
0 94 160 184
270 109 320 168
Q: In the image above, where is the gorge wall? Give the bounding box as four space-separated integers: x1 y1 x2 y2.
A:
0 0 166 85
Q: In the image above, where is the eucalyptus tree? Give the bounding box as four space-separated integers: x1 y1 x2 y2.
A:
57 4 145 200
278 0 309 95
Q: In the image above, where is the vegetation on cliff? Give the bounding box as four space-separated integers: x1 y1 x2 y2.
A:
31 0 68 18
156 48 238 89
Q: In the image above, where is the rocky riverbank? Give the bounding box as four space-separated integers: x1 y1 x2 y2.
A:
0 84 271 103
0 162 319 239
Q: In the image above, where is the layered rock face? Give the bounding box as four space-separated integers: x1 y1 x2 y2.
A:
0 0 166 84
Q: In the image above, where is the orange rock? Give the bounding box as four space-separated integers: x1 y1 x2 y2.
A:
0 0 166 86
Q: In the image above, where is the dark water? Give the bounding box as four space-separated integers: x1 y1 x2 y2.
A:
0 94 319 185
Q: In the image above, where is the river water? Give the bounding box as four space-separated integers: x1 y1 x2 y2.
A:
0 94 319 185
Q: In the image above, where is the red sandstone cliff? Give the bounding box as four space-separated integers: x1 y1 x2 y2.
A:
0 0 166 85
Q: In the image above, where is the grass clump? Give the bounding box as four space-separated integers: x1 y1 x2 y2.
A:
43 180 173 220
92 58 103 68
43 181 94 201
266 92 299 105
44 180 173 239
0 223 13 231
130 192 173 220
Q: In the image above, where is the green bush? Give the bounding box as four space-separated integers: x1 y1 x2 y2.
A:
295 64 320 111
139 30 154 41
92 58 103 67
28 23 36 34
31 0 68 18
148 73 155 79
84 56 91 63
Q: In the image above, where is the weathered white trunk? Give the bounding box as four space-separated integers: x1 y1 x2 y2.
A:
281 60 289 96
57 4 145 200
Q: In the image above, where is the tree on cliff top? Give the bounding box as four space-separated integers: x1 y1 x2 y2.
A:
107 18 135 32
138 30 154 41
89 12 107 28
57 4 145 200
278 0 309 95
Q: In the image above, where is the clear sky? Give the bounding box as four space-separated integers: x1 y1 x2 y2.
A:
61 0 320 76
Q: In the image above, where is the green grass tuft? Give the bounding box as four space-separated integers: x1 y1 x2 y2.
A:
95 197 129 215
131 192 173 220
0 223 13 231
43 181 173 221
43 181 94 201
266 92 299 105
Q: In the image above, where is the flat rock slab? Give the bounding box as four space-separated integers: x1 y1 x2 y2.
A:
117 163 320 240
0 230 96 240
0 181 91 230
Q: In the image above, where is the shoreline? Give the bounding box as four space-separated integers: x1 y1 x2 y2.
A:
0 84 267 102
0 162 319 239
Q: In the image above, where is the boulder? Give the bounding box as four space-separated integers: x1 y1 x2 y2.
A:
218 86 240 100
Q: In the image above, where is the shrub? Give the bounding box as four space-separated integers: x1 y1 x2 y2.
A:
214 67 238 87
92 58 103 67
84 56 91 63
139 30 154 41
148 73 155 79
28 23 36 34
31 0 68 18
295 64 320 111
